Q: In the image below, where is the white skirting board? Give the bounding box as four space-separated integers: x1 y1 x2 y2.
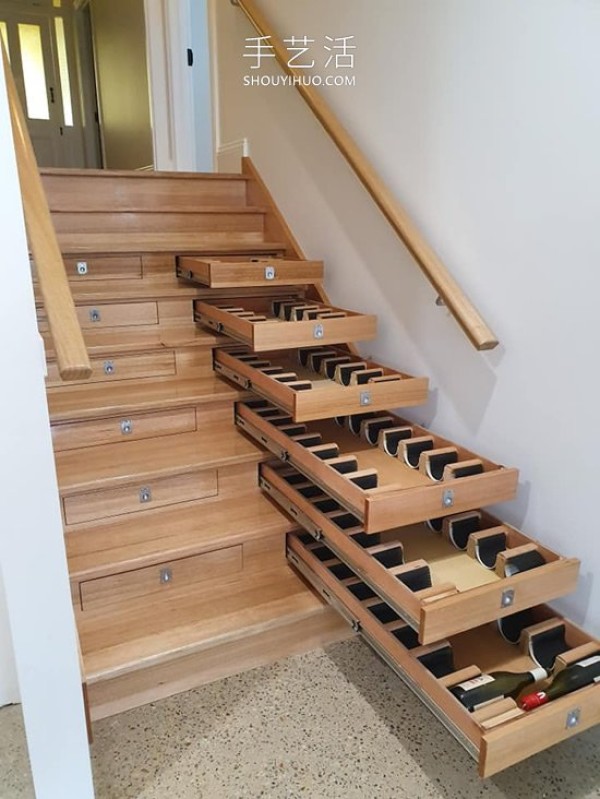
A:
217 138 249 173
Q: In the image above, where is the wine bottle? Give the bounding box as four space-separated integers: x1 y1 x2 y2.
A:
450 667 547 712
520 653 600 711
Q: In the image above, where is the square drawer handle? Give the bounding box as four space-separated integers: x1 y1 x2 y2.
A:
160 568 173 585
313 324 324 339
566 708 581 729
139 487 152 503
360 391 372 407
76 261 88 275
89 308 101 322
442 488 454 509
120 419 133 435
501 588 515 608
265 265 276 280
103 360 115 375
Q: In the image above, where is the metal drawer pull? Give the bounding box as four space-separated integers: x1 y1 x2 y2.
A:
139 487 152 503
76 261 88 275
360 391 372 407
120 419 133 435
103 360 115 375
89 308 101 322
442 488 454 509
501 588 515 608
313 324 324 339
160 568 173 585
264 265 276 280
566 709 581 729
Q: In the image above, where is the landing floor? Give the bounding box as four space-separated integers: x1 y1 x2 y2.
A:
2 639 600 798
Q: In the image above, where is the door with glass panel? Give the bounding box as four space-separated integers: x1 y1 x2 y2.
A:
0 10 85 167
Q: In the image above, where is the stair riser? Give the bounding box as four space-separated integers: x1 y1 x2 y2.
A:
46 346 213 387
40 298 196 334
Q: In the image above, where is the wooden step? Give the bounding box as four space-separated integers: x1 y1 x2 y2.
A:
55 235 289 255
48 376 239 423
79 564 352 719
56 427 265 497
67 482 291 584
36 276 204 306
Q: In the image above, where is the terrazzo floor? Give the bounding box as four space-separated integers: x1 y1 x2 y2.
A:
2 638 600 799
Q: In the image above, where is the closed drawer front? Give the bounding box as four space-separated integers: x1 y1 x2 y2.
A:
79 545 242 611
215 345 428 422
52 408 197 451
178 256 324 288
262 463 578 643
236 400 519 532
38 301 158 330
288 531 600 777
63 469 218 525
63 255 142 280
194 296 377 351
47 351 176 385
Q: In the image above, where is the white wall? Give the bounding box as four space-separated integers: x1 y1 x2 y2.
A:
213 0 600 632
0 67 95 797
0 565 19 706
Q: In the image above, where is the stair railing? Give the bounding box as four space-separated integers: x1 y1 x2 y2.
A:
1 42 91 380
232 0 498 351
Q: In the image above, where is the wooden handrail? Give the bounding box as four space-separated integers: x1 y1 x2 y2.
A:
1 42 91 380
234 0 498 351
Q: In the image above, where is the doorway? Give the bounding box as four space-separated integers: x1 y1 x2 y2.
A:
0 0 100 168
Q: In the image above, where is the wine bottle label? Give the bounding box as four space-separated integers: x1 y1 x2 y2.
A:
576 655 600 668
456 674 495 691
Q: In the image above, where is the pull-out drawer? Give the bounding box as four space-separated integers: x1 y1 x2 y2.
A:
194 296 377 350
236 400 518 532
178 256 324 288
47 351 176 386
40 302 158 330
215 345 428 422
288 531 600 777
63 255 142 281
262 463 578 643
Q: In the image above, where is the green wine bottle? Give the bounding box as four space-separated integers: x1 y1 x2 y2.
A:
520 653 600 711
450 667 547 712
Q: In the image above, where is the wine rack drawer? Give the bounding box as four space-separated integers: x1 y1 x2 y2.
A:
288 531 600 777
63 255 142 281
178 256 324 288
194 296 377 351
79 544 242 611
63 469 218 525
215 345 428 422
47 351 176 386
52 407 197 451
262 463 578 643
236 400 518 532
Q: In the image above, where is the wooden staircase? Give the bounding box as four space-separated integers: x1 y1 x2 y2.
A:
37 162 600 778
39 164 352 722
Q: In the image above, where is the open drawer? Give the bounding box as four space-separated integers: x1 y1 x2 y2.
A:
236 400 519 531
288 530 600 777
262 462 579 643
177 255 324 288
194 296 377 351
215 345 428 422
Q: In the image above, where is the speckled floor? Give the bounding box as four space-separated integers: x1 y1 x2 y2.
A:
2 638 600 799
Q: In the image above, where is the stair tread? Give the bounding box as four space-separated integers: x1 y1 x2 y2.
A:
42 167 250 180
57 235 288 255
44 323 218 360
56 427 264 494
48 375 239 422
79 565 325 682
37 277 204 306
68 491 293 581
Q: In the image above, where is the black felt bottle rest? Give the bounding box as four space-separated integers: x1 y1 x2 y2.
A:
256 407 283 419
329 562 355 580
312 497 342 514
294 434 323 448
354 368 384 385
450 462 484 479
417 645 456 678
363 418 396 446
396 565 433 592
312 444 340 461
279 424 306 437
426 450 459 481
391 626 420 650
312 545 335 561
404 438 434 468
245 359 271 368
289 382 313 392
284 302 305 321
425 518 444 533
334 416 347 427
448 514 481 550
236 355 263 363
497 609 536 644
283 472 308 486
372 546 404 569
308 350 337 372
351 532 382 548
297 532 314 545
503 549 546 577
245 398 270 409
368 602 402 625
528 624 570 670
348 412 377 435
337 363 367 386
381 427 413 457
348 581 377 601
297 484 325 499
260 366 285 375
349 472 378 490
330 512 362 530
298 347 322 367
270 416 295 427
331 458 359 475
475 532 507 569
324 356 352 379
274 375 300 384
